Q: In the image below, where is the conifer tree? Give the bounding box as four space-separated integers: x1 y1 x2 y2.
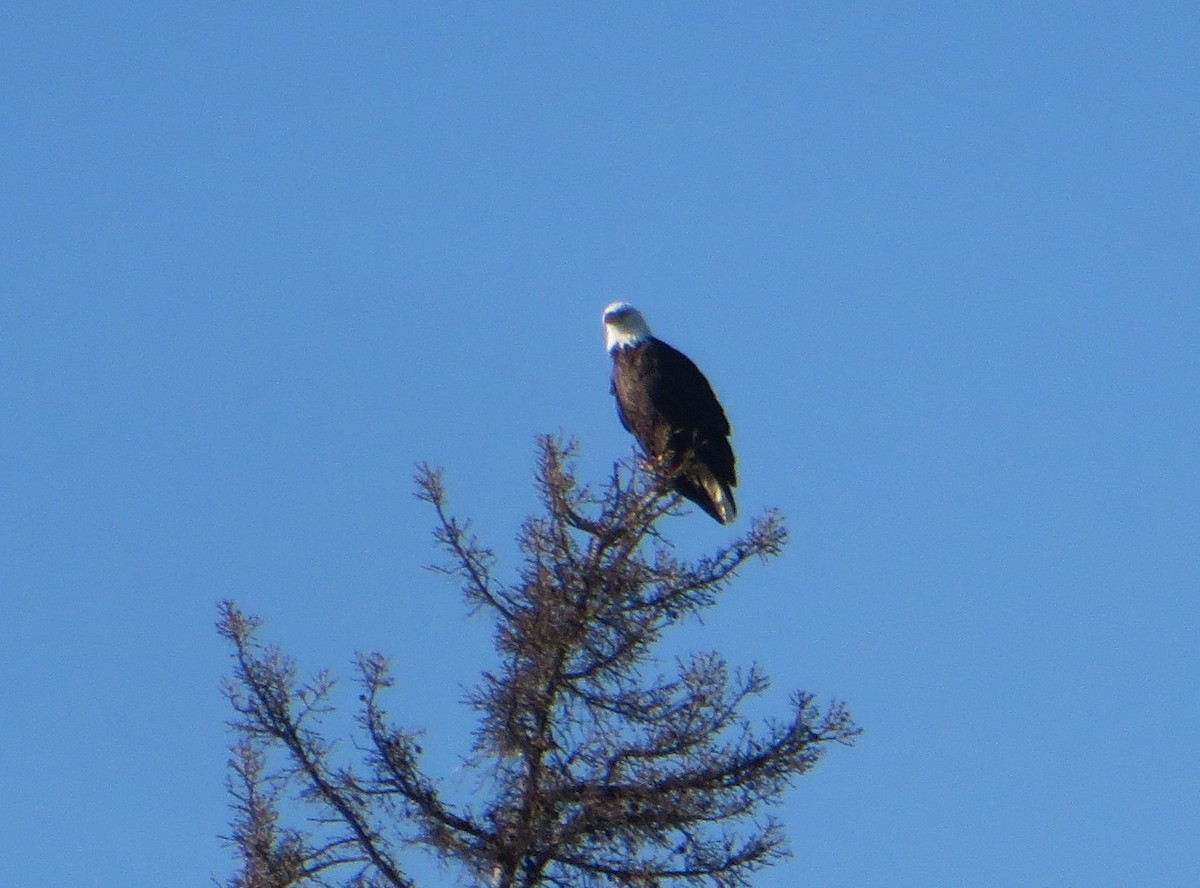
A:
219 436 859 888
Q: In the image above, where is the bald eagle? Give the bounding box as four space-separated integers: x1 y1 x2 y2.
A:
602 302 737 524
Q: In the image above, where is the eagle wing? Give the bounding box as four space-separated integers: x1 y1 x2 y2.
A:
615 339 736 488
643 342 731 438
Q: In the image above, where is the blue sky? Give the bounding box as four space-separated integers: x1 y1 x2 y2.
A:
3 4 1197 886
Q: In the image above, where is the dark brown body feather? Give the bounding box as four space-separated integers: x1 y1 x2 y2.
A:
610 338 737 523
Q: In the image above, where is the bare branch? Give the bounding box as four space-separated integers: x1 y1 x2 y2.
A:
415 463 515 619
218 602 415 888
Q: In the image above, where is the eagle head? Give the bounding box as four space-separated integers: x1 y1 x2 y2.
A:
603 302 653 352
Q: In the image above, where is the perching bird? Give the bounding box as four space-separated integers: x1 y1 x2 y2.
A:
602 302 737 524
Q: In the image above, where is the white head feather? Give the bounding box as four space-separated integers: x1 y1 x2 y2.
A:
602 302 653 352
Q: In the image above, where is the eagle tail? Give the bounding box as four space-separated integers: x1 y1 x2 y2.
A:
702 475 737 525
676 466 737 525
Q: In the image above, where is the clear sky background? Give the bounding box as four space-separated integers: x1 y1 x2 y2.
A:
3 4 1197 886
